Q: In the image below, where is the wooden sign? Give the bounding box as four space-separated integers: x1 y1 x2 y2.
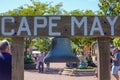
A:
0 16 119 37
1 16 111 80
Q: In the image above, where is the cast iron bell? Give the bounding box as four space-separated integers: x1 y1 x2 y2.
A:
44 37 79 62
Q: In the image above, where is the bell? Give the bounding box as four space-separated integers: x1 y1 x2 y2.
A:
44 37 79 62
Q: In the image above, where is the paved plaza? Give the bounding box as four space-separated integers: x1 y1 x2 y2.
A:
24 63 117 80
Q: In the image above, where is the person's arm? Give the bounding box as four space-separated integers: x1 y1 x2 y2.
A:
111 53 119 61
111 56 118 61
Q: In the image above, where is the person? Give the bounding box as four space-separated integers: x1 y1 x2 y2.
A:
0 40 12 80
110 47 120 80
35 54 39 69
93 56 98 78
45 62 50 70
86 53 93 66
44 52 50 70
38 52 45 73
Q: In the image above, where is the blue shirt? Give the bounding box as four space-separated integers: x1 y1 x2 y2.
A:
0 52 12 80
112 52 120 66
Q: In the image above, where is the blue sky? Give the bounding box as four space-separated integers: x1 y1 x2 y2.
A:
0 0 99 13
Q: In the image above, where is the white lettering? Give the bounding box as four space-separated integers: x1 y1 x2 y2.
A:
71 17 87 36
0 16 119 37
106 16 118 36
49 17 61 36
2 17 15 36
90 17 104 35
34 17 47 35
17 17 31 35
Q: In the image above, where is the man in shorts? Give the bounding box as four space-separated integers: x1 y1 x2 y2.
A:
111 47 120 80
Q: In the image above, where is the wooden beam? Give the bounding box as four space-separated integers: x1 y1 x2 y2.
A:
12 37 24 80
0 16 120 37
97 38 111 80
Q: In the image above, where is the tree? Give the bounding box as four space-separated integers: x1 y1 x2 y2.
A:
33 37 51 52
3 1 65 16
98 0 120 15
69 9 96 16
98 0 120 47
113 38 120 47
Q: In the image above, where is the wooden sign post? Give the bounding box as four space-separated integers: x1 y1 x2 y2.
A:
0 16 119 80
97 38 111 80
12 37 24 80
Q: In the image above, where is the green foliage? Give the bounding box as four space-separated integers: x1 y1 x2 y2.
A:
4 1 65 16
70 38 96 53
1 0 98 16
33 38 51 52
0 37 12 45
24 55 34 64
71 38 95 55
84 10 96 16
113 38 120 47
71 41 79 54
98 0 120 15
69 9 96 16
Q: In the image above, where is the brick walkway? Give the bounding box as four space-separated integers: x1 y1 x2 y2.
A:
24 63 117 80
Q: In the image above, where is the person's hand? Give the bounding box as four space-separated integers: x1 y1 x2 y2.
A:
110 56 113 59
